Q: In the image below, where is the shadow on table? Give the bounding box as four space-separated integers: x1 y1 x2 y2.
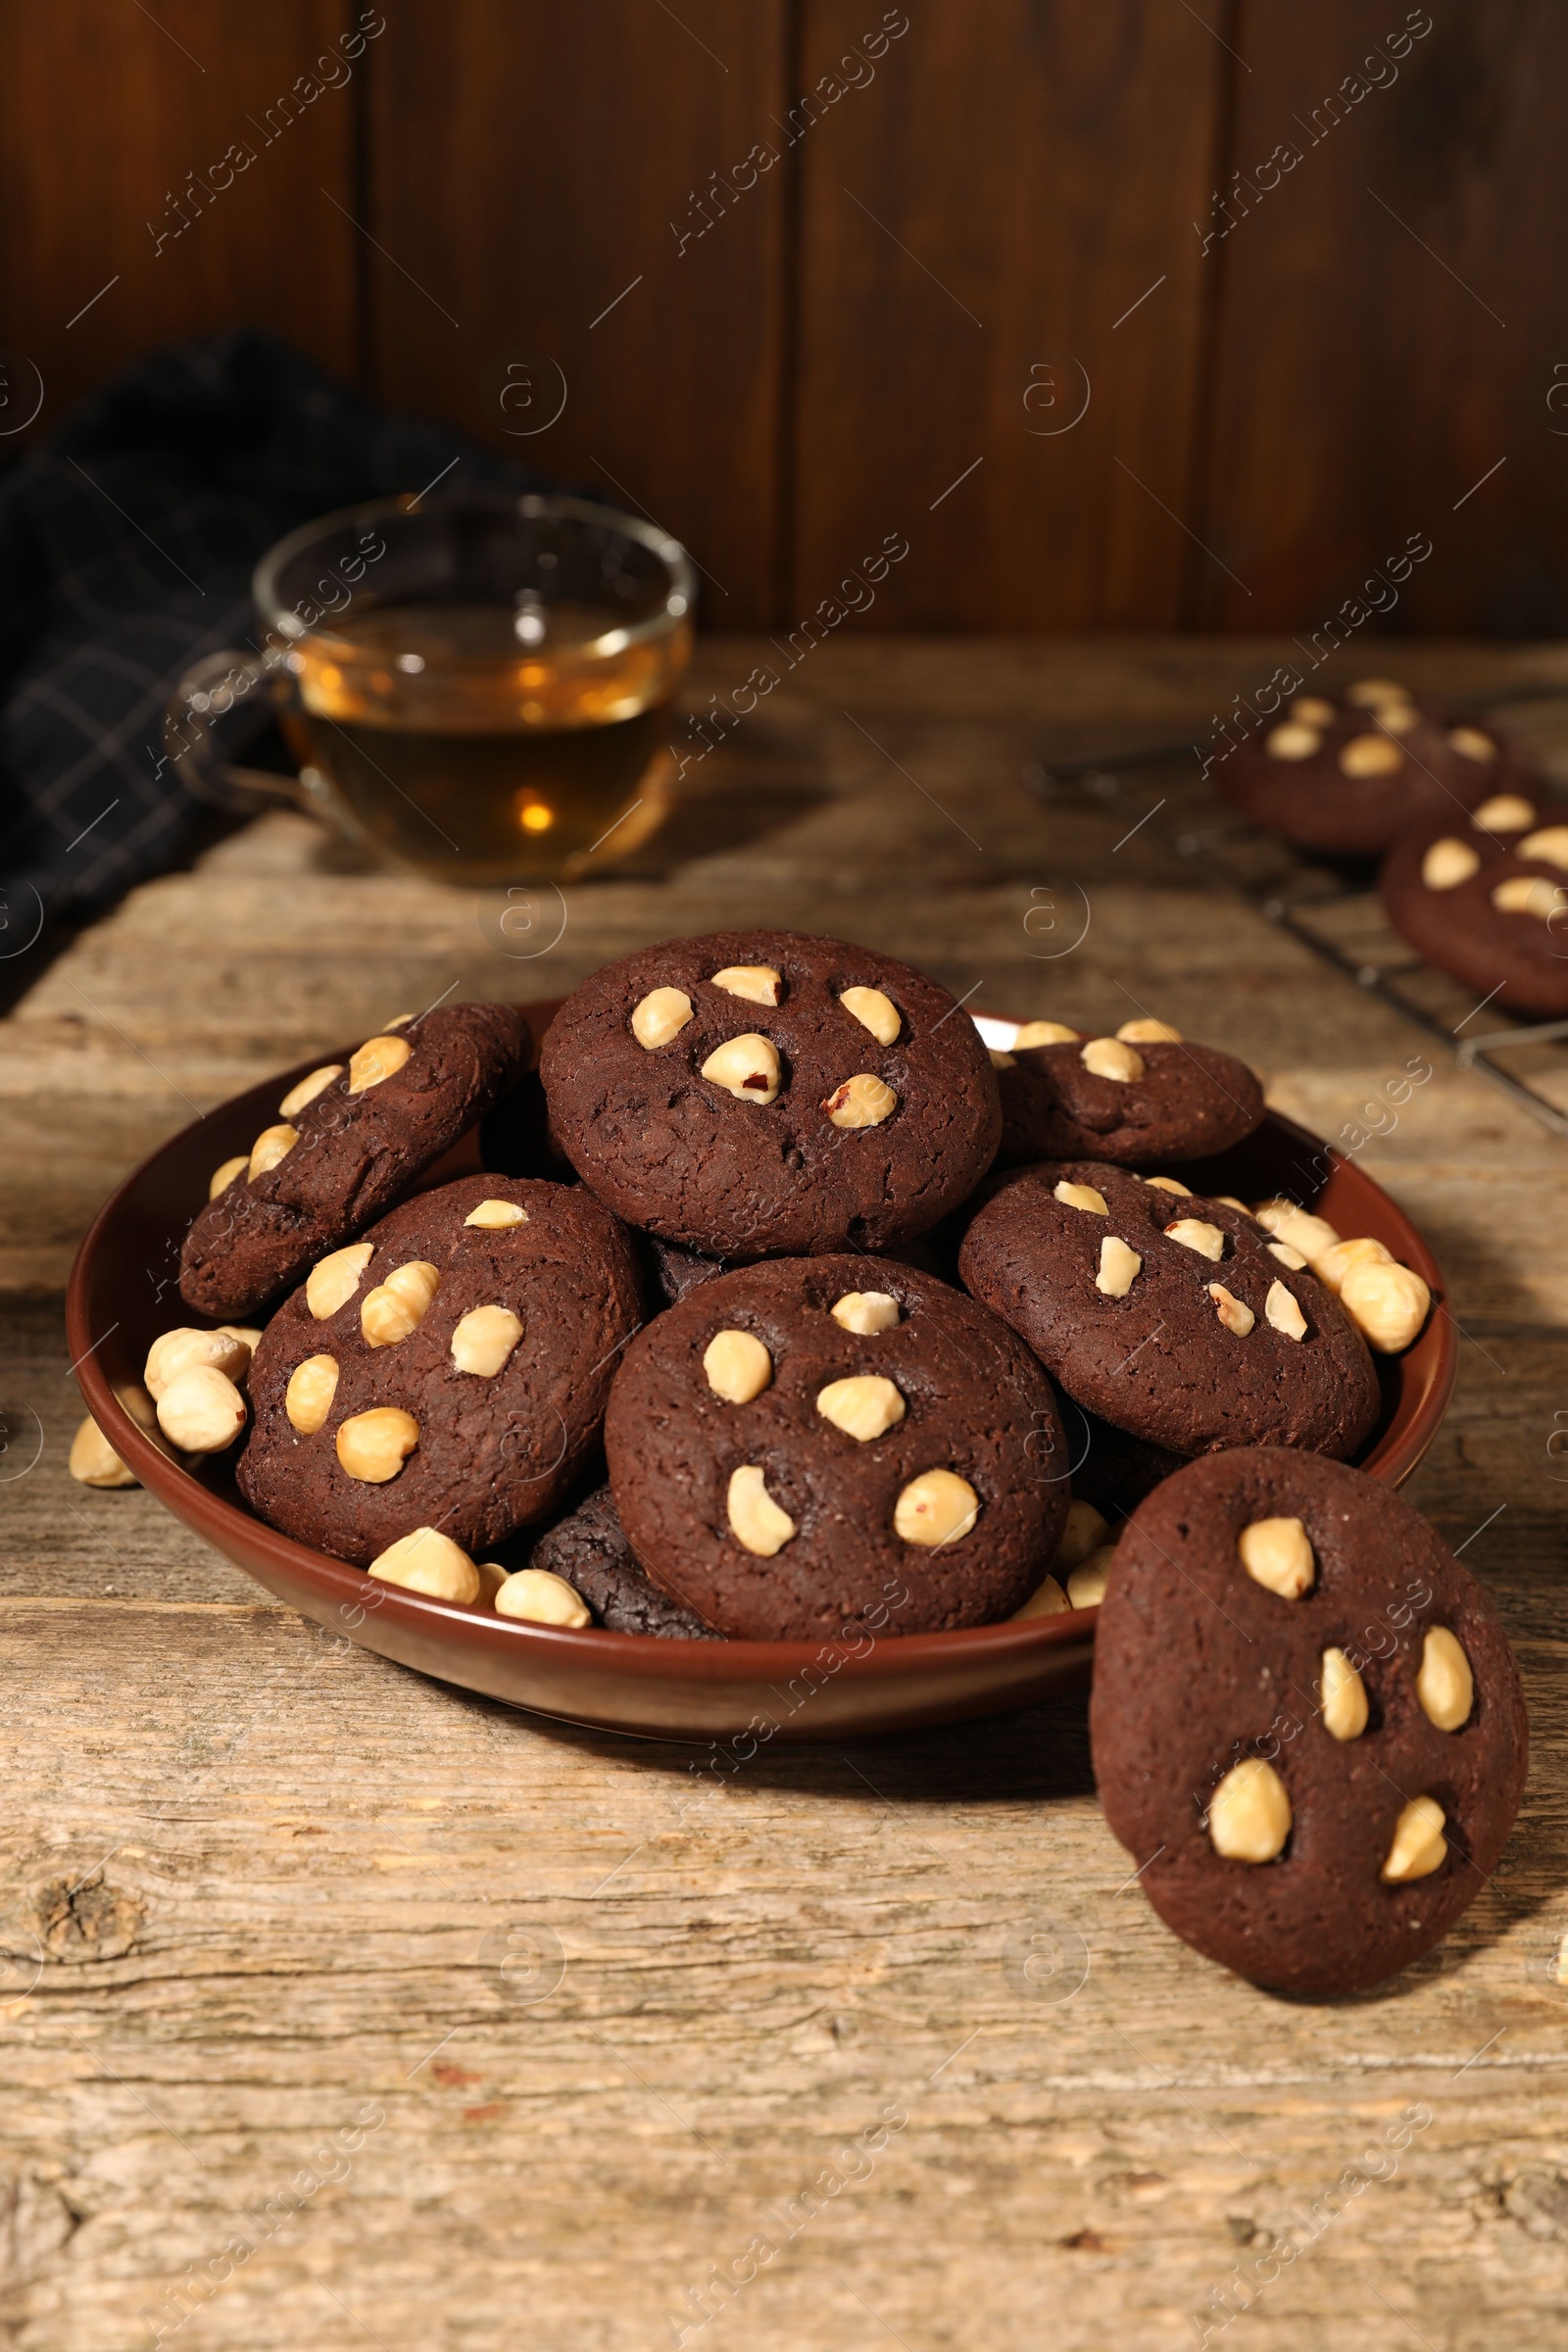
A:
617 779 835 877
454 1683 1099 1807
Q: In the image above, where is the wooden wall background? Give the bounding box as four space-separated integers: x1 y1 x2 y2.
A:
0 0 1562 635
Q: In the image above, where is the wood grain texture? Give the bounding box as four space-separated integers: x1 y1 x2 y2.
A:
788 0 1224 627
3 638 1568 2346
1 5 1564 633
1197 0 1568 633
0 0 361 426
366 0 789 627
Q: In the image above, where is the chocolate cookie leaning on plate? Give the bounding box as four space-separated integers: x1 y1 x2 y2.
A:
181 1002 532 1319
538 930 1002 1259
958 1164 1379 1460
1380 788 1568 1015
605 1254 1068 1641
237 1175 641 1566
994 1017 1263 1166
1090 1448 1528 1995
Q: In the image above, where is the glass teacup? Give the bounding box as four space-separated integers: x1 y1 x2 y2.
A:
165 491 695 884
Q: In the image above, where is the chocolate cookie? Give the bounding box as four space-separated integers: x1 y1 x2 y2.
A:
1218 677 1529 858
182 1003 532 1319
530 1485 723 1639
1090 1448 1528 1995
958 1164 1380 1460
538 930 1002 1259
1380 789 1568 1015
604 1254 1068 1641
237 1174 642 1565
994 1018 1264 1165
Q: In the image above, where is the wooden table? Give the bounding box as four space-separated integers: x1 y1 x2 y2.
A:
5 637 1568 2352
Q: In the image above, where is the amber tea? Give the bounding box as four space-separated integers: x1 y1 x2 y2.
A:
167 495 696 885
284 596 689 884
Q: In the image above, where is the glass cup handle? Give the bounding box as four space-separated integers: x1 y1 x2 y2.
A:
162 646 308 813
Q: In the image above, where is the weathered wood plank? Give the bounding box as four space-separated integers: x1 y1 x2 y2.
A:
0 0 360 427
1199 1 1568 633
368 0 790 627
0 1567 1564 2350
790 2 1224 626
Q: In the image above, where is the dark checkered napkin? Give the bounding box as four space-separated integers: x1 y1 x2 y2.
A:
0 326 551 939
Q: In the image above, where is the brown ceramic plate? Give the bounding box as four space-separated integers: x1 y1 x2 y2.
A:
69 1004 1455 1742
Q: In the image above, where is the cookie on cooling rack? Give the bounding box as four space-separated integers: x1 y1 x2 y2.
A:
604 1253 1067 1642
993 1016 1264 1166
538 930 1002 1259
1217 676 1532 858
957 1164 1380 1461
1380 789 1568 1016
181 1003 532 1319
1090 1447 1528 1994
237 1175 641 1566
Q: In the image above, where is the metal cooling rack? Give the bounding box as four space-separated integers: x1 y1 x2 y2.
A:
1024 687 1568 1142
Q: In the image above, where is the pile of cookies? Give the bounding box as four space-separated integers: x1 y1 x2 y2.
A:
1220 675 1568 1015
72 929 1526 1993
